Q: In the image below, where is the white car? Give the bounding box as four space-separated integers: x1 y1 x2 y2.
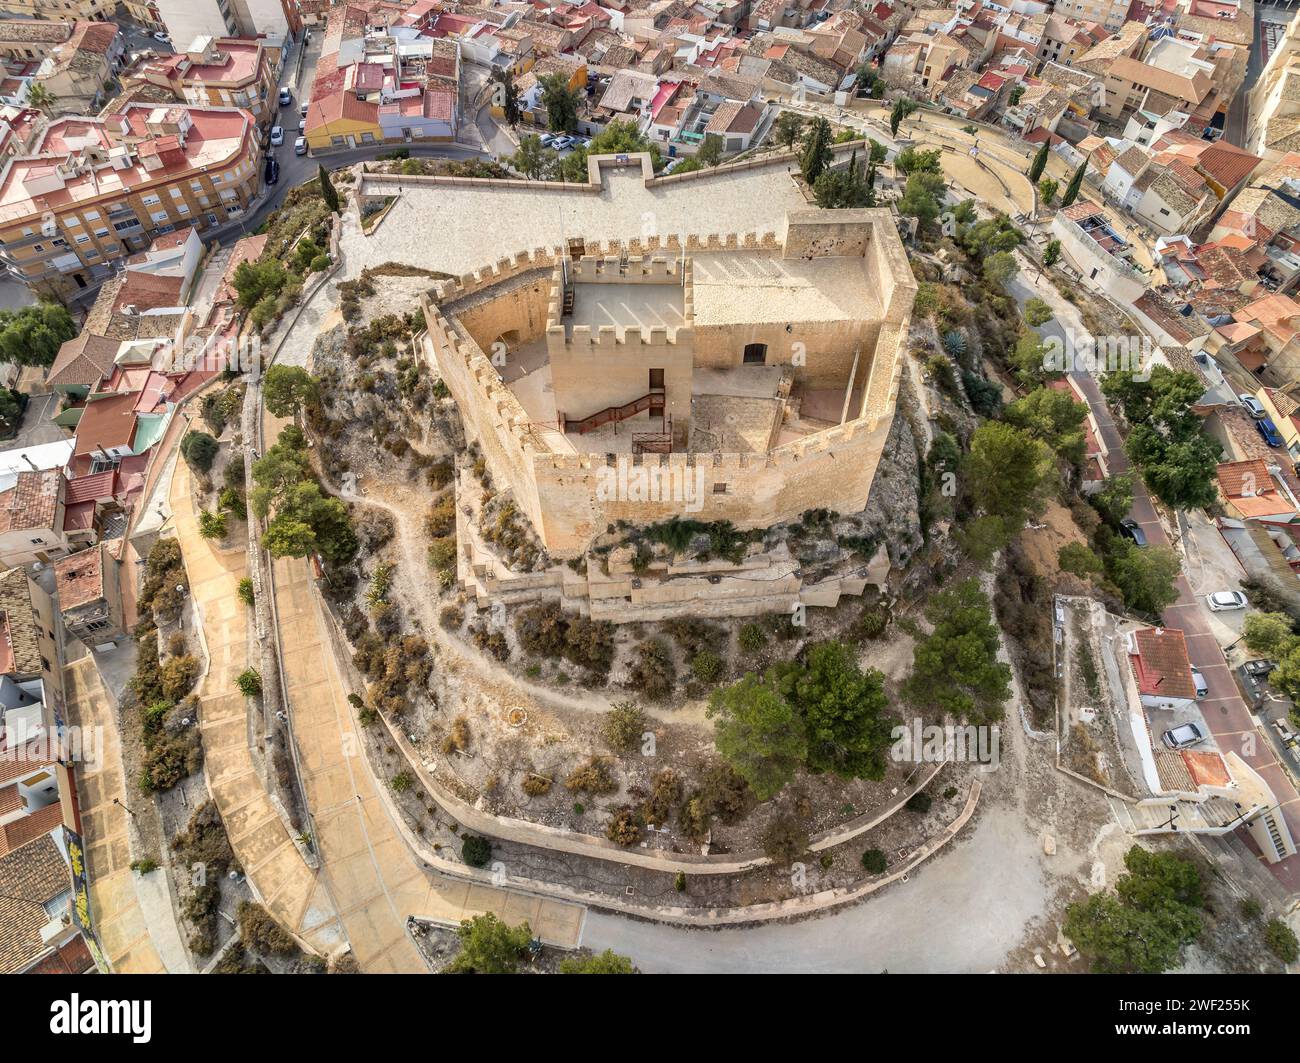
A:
151 31 170 43
294 136 307 156
1239 393 1266 419
1206 590 1248 611
270 125 284 146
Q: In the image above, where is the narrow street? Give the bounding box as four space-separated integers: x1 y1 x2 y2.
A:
1008 263 1300 893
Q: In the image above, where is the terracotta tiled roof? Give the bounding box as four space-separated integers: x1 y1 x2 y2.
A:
0 469 61 536
52 544 104 611
1130 626 1196 701
0 832 71 974
47 332 119 389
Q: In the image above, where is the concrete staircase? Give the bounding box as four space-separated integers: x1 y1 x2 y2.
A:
1109 795 1258 835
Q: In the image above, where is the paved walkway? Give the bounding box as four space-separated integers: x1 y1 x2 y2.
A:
64 657 185 973
269 501 585 964
169 459 349 958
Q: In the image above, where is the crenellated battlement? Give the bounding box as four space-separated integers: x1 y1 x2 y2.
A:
546 323 694 348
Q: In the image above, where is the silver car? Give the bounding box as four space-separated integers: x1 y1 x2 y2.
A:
1162 723 1205 750
1206 590 1248 611
1239 394 1266 419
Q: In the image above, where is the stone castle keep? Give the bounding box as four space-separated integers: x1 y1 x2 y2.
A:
421 201 916 621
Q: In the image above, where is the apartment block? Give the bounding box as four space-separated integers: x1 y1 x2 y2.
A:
0 103 260 299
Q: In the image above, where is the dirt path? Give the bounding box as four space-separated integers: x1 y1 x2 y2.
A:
340 477 713 728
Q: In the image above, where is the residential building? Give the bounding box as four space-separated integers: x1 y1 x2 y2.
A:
121 35 280 125
0 564 91 975
52 539 123 647
0 467 95 568
0 0 114 20
124 1 164 30
0 103 261 299
0 20 122 117
1052 199 1151 303
1248 12 1300 166
1215 457 1300 523
1127 625 1198 712
155 0 291 48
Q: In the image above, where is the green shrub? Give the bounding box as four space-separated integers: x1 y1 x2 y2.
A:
690 649 723 684
236 668 262 697
738 622 766 654
601 702 647 753
237 577 255 606
391 771 413 793
461 835 492 868
1265 918 1299 964
861 848 888 874
198 510 227 540
181 431 218 472
905 791 932 814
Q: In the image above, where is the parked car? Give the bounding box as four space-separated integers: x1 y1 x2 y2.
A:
1256 416 1284 448
264 157 279 185
539 133 557 146
278 87 291 106
297 119 306 134
294 136 308 156
1242 659 1277 678
270 125 284 146
1162 722 1205 750
1191 667 1209 699
1206 590 1248 611
300 102 309 117
551 135 575 151
151 31 170 43
1119 517 1146 546
1239 393 1266 419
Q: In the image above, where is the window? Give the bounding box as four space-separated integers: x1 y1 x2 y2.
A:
648 368 664 391
150 210 169 222
742 343 767 364
713 483 728 494
29 537 44 544
40 656 50 671
84 210 100 221
141 193 160 205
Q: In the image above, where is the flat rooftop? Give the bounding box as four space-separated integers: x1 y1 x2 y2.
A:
689 252 882 327
568 281 685 334
350 159 807 277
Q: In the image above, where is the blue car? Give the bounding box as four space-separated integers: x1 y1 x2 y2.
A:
1256 416 1284 448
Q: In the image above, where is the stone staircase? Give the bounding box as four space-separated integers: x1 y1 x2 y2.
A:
1109 795 1258 835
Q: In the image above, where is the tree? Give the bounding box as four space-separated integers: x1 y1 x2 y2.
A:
1060 159 1087 207
461 835 492 868
666 155 704 174
1004 386 1089 465
1038 176 1059 206
889 97 916 137
772 110 804 149
1042 238 1062 269
492 67 523 128
776 640 893 780
812 150 874 208
0 302 76 365
25 83 55 114
1064 845 1203 974
1242 612 1297 657
540 72 580 132
181 430 219 472
318 165 339 213
799 116 833 184
1058 541 1102 578
905 578 1012 724
1103 366 1222 511
559 949 637 973
707 672 806 800
983 250 1018 289
262 365 318 418
1106 542 1181 615
697 132 725 167
446 913 532 974
1028 141 1049 183
897 170 946 228
509 133 555 181
231 257 287 310
1091 473 1134 526
962 421 1052 532
1009 86 1025 106
1023 297 1054 327
1009 330 1058 388
894 146 942 175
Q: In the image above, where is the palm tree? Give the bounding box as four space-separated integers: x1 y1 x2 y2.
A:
26 83 55 114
